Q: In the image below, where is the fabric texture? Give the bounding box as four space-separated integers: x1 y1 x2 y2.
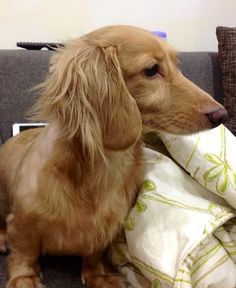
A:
216 26 236 134
111 125 236 288
0 50 51 142
178 52 223 104
161 125 236 209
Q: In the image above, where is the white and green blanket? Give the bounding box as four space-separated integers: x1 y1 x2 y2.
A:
111 125 236 288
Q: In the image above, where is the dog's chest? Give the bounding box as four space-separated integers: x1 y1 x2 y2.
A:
39 147 145 256
40 156 143 256
41 186 133 256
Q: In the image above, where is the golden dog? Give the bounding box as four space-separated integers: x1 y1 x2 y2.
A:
0 25 227 288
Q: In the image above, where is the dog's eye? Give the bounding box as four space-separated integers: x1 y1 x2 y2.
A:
144 64 160 77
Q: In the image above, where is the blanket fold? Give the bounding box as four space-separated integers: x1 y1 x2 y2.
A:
111 125 236 288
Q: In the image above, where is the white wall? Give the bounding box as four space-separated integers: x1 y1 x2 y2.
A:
0 0 235 51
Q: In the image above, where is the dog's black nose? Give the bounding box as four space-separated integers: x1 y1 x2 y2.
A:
207 108 228 127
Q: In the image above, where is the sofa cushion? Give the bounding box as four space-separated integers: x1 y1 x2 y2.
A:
216 26 236 134
178 52 223 104
0 50 51 143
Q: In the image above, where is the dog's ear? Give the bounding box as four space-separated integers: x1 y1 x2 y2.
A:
32 40 141 155
98 45 142 150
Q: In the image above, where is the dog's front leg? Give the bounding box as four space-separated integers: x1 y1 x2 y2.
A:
6 213 43 288
81 252 129 288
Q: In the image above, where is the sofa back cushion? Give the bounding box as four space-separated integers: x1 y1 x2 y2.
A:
0 50 222 143
0 50 51 142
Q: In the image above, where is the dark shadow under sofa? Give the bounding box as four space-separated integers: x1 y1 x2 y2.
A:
0 49 226 287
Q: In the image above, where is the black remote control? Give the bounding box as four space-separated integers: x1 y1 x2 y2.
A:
17 42 64 50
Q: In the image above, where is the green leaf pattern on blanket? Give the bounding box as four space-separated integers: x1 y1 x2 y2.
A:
125 179 156 230
135 199 147 213
203 126 236 195
124 215 135 231
136 179 156 213
151 279 162 288
203 155 236 195
142 179 156 191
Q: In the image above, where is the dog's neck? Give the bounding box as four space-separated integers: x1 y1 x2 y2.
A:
41 121 142 173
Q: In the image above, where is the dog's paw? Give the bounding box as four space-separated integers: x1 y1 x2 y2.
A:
7 276 44 288
85 274 129 288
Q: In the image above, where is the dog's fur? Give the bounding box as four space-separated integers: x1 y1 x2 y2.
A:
0 25 226 288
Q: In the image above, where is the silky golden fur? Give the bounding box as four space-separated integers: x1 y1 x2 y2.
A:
0 25 226 288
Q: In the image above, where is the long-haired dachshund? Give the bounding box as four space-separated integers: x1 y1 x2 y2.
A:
0 25 227 288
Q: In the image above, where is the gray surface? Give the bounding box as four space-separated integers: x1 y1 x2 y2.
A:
178 52 223 103
0 50 51 142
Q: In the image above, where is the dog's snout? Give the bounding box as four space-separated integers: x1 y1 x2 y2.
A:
207 108 228 127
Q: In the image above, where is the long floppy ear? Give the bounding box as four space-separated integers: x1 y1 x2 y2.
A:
32 39 141 155
98 45 142 150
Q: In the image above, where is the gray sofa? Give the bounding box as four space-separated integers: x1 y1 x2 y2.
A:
0 50 223 287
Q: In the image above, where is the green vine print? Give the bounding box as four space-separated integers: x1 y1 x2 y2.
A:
125 179 157 230
135 199 147 213
203 125 236 195
124 215 135 231
135 179 156 213
185 135 201 169
152 279 162 288
142 179 156 191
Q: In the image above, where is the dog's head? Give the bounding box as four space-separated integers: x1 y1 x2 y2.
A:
35 25 227 153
